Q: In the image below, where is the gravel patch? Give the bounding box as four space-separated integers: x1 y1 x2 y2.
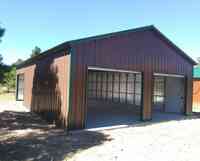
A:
70 116 200 161
1 101 200 161
0 101 110 161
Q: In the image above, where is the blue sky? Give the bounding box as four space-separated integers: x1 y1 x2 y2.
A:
0 0 200 65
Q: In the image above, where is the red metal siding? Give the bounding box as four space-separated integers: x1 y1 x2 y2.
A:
17 64 35 108
68 30 193 129
193 79 200 112
17 51 71 127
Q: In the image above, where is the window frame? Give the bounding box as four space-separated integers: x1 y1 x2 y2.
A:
16 73 25 101
153 76 165 107
87 69 142 106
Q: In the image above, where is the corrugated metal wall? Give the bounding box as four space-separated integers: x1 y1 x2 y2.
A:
68 30 193 129
17 51 71 127
17 64 35 107
193 79 200 112
16 29 194 129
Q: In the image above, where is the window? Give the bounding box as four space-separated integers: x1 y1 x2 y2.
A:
88 70 142 106
107 72 113 100
102 72 107 99
119 73 126 103
113 72 120 102
153 76 165 106
16 74 24 100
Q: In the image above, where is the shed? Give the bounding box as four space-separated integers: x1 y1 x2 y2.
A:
16 25 196 129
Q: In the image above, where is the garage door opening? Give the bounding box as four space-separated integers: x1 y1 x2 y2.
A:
152 73 185 120
86 67 142 129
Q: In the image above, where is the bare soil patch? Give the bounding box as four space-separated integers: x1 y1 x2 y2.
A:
1 101 200 161
0 102 111 161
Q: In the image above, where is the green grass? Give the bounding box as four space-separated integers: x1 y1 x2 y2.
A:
0 93 15 102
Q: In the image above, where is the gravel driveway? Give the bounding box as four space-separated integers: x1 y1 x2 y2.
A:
1 101 200 161
70 116 200 161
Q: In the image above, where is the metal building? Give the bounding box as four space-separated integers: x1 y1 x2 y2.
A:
16 26 196 129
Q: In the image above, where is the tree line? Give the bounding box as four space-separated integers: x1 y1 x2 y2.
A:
0 25 41 93
0 26 18 92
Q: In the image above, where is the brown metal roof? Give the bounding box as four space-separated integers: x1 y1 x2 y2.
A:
17 25 196 69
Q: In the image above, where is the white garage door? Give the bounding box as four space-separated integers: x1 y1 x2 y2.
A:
87 68 142 107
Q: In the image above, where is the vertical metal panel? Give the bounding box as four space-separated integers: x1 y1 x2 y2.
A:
16 64 35 107
16 51 71 127
16 29 194 129
185 67 193 115
69 30 193 129
193 79 200 112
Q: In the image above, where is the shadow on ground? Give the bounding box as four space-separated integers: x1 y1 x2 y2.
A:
1 110 200 161
0 111 112 161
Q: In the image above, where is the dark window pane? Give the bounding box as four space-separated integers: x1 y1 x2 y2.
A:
102 91 107 99
107 92 112 100
108 82 113 91
128 73 134 81
120 93 126 103
108 73 113 82
135 82 141 94
87 70 142 107
88 72 93 82
135 94 141 106
136 74 141 82
127 94 134 104
153 76 165 104
102 72 107 82
92 72 96 82
17 74 24 100
120 73 126 82
127 83 134 92
120 82 126 93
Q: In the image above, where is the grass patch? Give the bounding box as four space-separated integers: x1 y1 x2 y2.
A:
0 92 15 102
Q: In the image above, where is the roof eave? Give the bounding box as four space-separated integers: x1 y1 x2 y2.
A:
16 42 71 69
151 27 197 65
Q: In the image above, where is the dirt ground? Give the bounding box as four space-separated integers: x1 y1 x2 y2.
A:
1 101 200 161
0 102 111 161
70 116 200 161
0 93 15 102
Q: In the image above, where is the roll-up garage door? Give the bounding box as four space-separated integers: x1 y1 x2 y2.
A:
87 68 142 107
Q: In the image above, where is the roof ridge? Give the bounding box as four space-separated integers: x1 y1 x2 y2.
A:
17 25 196 69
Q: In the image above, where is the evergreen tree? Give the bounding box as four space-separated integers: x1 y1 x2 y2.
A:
3 66 16 92
31 46 41 58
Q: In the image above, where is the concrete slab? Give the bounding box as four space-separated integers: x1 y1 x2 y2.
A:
152 111 185 122
86 100 186 129
86 100 140 129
